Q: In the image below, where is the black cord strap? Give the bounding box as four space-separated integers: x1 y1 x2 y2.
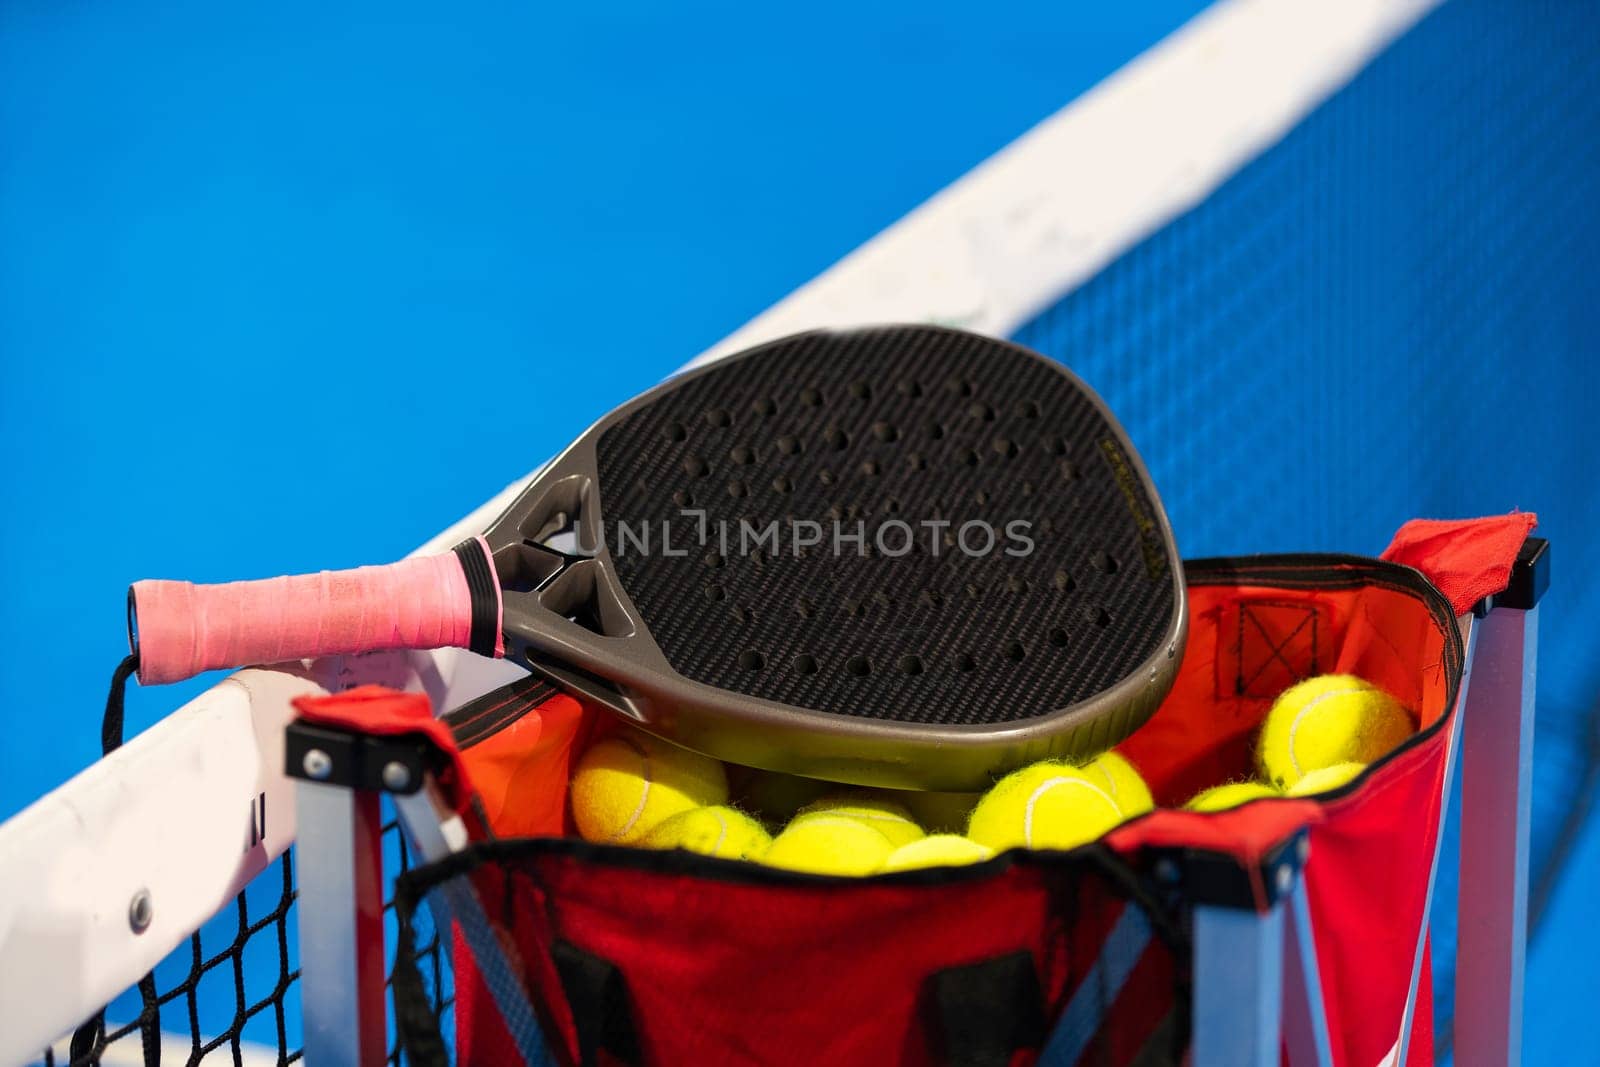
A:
100 653 140 756
73 653 159 1064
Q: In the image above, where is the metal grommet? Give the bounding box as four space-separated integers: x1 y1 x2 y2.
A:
1296 835 1312 865
1274 864 1294 895
302 749 333 780
381 760 412 792
128 889 153 934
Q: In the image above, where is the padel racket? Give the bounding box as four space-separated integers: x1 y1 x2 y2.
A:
130 325 1185 789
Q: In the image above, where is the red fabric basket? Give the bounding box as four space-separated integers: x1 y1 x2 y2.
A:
369 515 1533 1067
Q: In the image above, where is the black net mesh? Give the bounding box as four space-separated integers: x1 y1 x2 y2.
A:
50 853 301 1067
384 813 455 1067
40 812 449 1067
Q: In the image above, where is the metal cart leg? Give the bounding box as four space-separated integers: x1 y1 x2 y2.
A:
1450 537 1546 1067
1283 873 1335 1067
1194 896 1284 1067
1395 611 1478 1067
288 711 557 1067
1192 833 1330 1067
1196 537 1545 1067
288 720 437 1067
1455 602 1538 1066
295 776 387 1067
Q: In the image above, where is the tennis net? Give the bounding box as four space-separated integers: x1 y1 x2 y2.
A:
7 0 1598 1061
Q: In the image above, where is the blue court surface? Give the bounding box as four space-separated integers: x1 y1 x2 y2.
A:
2 1 1596 1061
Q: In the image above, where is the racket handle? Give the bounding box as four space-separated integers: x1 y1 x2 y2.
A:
129 537 504 685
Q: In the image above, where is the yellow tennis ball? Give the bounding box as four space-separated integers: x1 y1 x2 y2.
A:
883 834 994 872
1083 751 1155 817
1257 675 1413 789
798 792 925 847
899 790 982 834
762 815 894 876
966 762 1124 852
570 729 728 844
731 767 832 822
639 805 772 859
1184 781 1279 812
1286 762 1367 797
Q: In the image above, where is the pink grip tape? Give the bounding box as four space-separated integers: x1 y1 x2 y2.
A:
132 540 500 685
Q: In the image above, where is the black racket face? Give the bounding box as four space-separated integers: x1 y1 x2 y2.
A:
484 326 1184 788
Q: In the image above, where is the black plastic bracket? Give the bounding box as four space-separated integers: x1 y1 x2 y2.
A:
1473 536 1549 617
1148 829 1309 911
285 720 432 795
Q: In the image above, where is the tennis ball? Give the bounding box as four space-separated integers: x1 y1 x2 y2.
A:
966 762 1124 852
899 790 982 834
1286 762 1367 797
1083 751 1155 817
731 767 832 822
1184 781 1279 812
639 805 772 859
762 815 894 876
798 792 925 846
1257 675 1413 788
883 834 994 872
570 729 728 845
